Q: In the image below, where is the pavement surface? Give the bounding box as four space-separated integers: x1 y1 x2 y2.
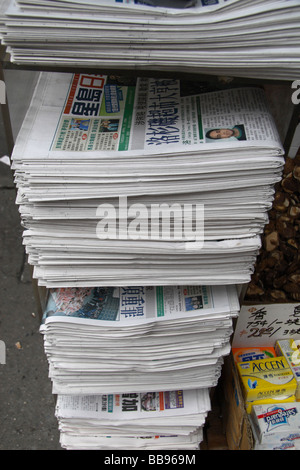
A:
0 127 61 450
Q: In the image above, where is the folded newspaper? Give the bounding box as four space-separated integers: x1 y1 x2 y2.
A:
0 0 299 79
11 71 284 287
40 284 239 394
55 388 210 450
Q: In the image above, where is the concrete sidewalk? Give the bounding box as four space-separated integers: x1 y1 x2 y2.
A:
0 158 61 450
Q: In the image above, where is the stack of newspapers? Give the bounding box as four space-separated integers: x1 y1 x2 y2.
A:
55 389 211 450
40 284 239 394
0 0 299 80
11 71 285 288
40 283 238 449
11 70 284 449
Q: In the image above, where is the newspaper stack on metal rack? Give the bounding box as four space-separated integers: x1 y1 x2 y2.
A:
0 0 299 80
11 71 284 288
40 284 238 449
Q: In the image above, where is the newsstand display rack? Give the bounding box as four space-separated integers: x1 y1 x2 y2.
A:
1 43 299 450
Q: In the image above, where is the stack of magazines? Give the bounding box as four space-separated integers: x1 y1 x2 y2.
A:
40 284 238 449
11 71 284 288
0 0 299 80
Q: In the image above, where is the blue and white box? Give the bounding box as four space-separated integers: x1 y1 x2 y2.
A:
250 402 300 444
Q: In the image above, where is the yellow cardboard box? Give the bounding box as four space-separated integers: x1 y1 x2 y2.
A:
275 339 300 401
237 355 297 402
232 347 276 364
245 394 296 413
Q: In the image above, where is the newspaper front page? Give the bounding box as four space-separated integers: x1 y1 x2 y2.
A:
55 388 209 421
48 73 283 157
40 284 238 329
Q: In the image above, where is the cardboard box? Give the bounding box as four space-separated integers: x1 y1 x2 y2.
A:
245 394 296 414
232 347 276 363
221 354 254 450
237 356 297 402
250 401 300 444
275 339 300 401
